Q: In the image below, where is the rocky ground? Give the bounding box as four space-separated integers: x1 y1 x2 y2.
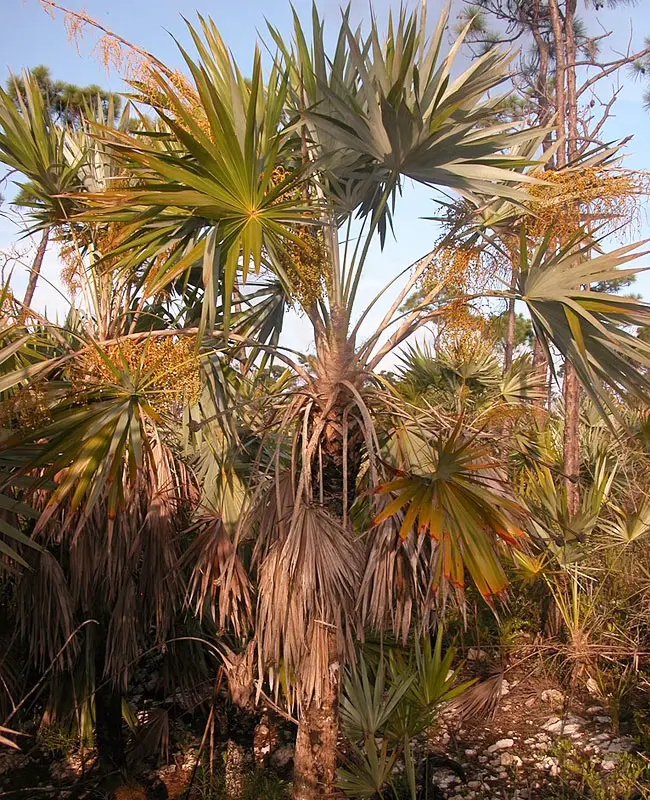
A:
1 665 648 798
427 664 648 799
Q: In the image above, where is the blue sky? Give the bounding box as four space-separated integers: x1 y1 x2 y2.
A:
2 0 650 355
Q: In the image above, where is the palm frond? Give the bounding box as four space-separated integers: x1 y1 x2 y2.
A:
374 421 527 600
256 502 362 706
516 228 650 418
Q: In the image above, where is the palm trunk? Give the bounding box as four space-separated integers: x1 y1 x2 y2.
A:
253 708 277 769
94 638 125 772
23 228 49 308
292 318 358 800
504 269 517 372
293 636 340 800
225 738 252 800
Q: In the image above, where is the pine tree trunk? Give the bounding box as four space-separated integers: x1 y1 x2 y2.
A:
292 641 340 800
532 337 549 409
504 296 516 372
562 0 581 518
563 363 580 516
23 228 49 308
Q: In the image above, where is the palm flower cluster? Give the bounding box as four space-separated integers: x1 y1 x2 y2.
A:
418 244 500 352
271 166 330 308
276 223 328 308
59 222 126 294
1 384 51 431
68 336 201 414
526 167 649 241
420 245 481 297
133 62 213 140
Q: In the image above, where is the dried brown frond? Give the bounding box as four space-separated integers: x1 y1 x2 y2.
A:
358 503 426 644
255 502 362 707
17 550 76 672
131 708 170 764
105 577 139 689
185 518 252 638
448 670 505 722
30 437 192 688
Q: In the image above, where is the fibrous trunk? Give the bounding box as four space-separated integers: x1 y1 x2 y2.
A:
94 643 126 772
225 738 252 800
293 317 358 799
23 228 49 308
293 648 339 800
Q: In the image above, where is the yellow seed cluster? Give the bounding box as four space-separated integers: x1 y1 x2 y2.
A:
276 225 329 308
419 244 496 298
1 385 51 431
437 300 489 355
526 167 649 242
69 336 201 414
271 167 330 308
134 62 212 140
58 222 128 294
1 289 17 320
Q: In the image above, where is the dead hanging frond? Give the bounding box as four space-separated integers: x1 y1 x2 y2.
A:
17 550 76 673
255 502 363 708
358 502 428 644
22 436 191 690
185 518 252 639
121 433 188 648
104 576 139 691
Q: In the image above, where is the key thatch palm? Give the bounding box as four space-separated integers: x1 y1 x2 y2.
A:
3 5 650 799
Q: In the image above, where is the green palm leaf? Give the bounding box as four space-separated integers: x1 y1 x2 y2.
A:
516 228 650 417
374 422 527 599
0 72 83 229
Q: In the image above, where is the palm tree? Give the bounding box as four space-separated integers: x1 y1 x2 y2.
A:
3 5 650 799
0 82 212 775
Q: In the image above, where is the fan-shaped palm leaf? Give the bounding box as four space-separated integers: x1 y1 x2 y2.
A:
516 227 650 417
0 72 83 230
374 422 527 599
